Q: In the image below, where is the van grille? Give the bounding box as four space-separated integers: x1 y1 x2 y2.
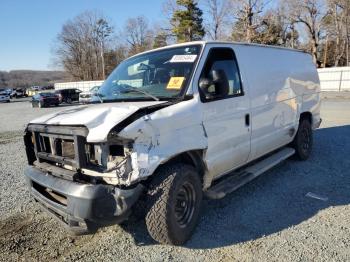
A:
28 125 88 170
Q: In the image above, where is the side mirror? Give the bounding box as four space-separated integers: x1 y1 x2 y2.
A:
199 77 215 100
199 77 213 91
199 69 229 99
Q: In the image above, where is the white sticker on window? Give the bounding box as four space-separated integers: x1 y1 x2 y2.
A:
170 54 197 63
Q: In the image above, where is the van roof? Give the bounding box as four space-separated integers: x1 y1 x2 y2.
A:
129 40 307 59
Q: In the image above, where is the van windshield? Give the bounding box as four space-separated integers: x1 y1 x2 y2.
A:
98 45 201 102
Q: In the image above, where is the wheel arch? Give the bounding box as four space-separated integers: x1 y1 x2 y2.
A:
300 111 312 125
155 150 207 184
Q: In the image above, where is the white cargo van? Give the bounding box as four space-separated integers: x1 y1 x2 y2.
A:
24 41 321 245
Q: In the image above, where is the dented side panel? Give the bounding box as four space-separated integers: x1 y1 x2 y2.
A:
117 97 208 185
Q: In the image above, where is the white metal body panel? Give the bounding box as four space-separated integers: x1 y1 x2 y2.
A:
231 44 320 161
30 41 321 187
29 101 167 142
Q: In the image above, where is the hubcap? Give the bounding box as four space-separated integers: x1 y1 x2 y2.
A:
301 128 311 154
174 182 196 227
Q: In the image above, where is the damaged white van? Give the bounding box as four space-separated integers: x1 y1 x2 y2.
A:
24 41 321 245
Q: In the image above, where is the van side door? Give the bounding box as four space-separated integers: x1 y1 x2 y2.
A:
199 47 251 178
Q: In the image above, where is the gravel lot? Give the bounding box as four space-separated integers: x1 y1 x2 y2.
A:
0 94 349 261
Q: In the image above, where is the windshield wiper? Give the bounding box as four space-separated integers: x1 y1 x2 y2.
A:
118 86 159 101
95 93 103 103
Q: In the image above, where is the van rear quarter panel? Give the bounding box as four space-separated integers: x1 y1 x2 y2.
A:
233 44 320 161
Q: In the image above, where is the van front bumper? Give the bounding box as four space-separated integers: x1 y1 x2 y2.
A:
24 166 144 234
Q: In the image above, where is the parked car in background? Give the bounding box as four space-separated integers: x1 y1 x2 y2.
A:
31 92 59 108
11 88 27 98
31 86 40 91
40 85 55 91
79 86 100 104
55 88 81 103
0 90 11 103
4 88 13 96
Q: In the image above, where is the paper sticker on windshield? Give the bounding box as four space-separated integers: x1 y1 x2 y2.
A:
167 77 185 90
170 55 197 63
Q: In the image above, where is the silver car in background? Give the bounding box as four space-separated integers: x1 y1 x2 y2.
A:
0 90 11 103
79 86 100 104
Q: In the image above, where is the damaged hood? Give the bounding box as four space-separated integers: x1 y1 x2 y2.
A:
29 101 168 142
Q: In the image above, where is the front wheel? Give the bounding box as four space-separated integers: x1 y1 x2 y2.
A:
292 119 313 160
145 164 202 245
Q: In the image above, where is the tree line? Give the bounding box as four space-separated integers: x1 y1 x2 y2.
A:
0 70 69 89
53 0 350 81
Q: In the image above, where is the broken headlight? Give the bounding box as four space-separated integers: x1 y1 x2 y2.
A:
84 143 133 181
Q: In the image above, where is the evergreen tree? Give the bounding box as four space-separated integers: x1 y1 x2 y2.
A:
171 0 205 42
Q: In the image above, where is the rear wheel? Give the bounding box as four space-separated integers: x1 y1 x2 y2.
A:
292 118 313 160
145 164 202 245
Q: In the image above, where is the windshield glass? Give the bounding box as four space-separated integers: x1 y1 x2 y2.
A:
90 86 100 92
98 45 201 101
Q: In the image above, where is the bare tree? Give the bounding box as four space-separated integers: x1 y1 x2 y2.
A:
124 16 153 56
276 2 300 48
104 45 128 76
231 0 270 42
54 11 114 80
204 0 233 40
324 0 349 66
287 0 328 65
162 0 179 41
94 19 113 79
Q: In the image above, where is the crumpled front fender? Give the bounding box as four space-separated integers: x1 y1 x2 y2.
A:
117 98 208 185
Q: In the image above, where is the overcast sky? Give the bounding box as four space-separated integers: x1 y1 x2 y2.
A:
0 0 164 71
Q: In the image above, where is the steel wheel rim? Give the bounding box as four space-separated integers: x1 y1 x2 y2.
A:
174 181 196 227
301 128 311 153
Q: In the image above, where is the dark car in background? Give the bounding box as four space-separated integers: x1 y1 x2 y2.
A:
31 93 59 108
55 88 81 103
11 88 27 98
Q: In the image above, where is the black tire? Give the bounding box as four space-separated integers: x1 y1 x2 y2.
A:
145 164 202 245
67 97 72 104
292 118 313 160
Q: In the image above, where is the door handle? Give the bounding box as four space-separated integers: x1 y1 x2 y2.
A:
245 114 250 126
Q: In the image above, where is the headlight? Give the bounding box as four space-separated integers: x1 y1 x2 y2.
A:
85 143 131 169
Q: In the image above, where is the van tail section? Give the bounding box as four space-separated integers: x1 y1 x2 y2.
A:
205 147 295 199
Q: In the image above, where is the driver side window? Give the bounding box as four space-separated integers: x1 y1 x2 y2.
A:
199 48 243 102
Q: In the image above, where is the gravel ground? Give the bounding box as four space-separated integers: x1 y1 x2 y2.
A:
0 94 349 261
